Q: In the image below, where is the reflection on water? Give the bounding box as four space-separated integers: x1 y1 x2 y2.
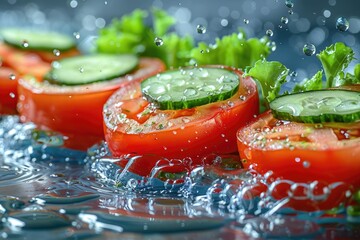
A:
0 115 359 239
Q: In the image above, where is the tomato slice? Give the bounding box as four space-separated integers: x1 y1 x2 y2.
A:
17 58 165 150
237 111 360 211
0 67 18 114
103 66 259 164
0 43 51 79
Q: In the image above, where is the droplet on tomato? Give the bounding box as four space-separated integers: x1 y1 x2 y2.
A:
302 161 310 168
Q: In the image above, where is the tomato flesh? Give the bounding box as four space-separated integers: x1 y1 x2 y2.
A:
104 66 259 164
237 111 360 211
17 58 165 150
0 67 18 114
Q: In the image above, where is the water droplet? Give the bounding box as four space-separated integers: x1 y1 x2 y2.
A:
336 17 349 32
196 24 206 34
9 93 15 98
266 29 273 37
285 0 294 8
288 9 294 15
183 88 197 97
73 32 80 39
281 17 288 24
243 19 249 24
289 71 297 77
303 43 316 56
70 0 78 8
303 161 310 168
79 67 84 73
154 37 163 47
22 40 29 48
53 49 60 57
9 74 16 80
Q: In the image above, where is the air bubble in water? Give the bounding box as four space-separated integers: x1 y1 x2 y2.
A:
243 19 249 24
288 9 294 15
281 17 289 24
196 24 206 34
266 29 273 37
22 40 29 48
289 71 297 77
79 67 84 73
154 37 163 47
53 49 60 57
285 0 294 8
303 43 316 56
336 17 349 32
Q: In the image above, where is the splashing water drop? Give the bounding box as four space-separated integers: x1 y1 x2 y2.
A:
281 17 288 24
196 24 206 34
266 29 273 37
53 49 60 57
336 17 349 32
303 43 316 56
243 19 249 24
154 37 164 47
285 0 294 8
22 40 29 48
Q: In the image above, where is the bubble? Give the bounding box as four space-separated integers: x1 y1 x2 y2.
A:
196 24 206 34
288 9 294 15
336 17 349 32
285 0 294 8
265 29 273 37
281 17 289 24
79 67 84 73
53 49 60 57
154 37 163 47
243 19 249 24
303 43 316 56
22 40 29 48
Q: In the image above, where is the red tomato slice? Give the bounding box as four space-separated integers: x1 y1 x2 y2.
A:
0 43 51 79
103 66 259 164
237 111 360 211
17 58 165 150
0 67 18 114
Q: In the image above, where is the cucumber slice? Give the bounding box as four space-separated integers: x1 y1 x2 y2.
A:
141 67 240 110
46 54 138 85
270 90 360 123
1 28 75 51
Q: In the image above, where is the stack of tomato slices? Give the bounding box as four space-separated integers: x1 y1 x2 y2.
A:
237 86 360 211
103 66 259 164
0 29 79 114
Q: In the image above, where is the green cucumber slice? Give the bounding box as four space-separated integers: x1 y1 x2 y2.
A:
270 90 360 123
141 67 240 110
1 28 76 51
46 54 138 85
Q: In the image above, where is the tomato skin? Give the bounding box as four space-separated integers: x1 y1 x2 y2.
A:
0 67 18 114
17 58 165 150
104 66 259 164
237 111 360 211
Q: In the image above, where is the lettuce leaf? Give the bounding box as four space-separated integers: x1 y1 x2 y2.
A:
96 9 271 69
292 70 323 93
191 32 271 69
317 42 355 87
244 60 288 107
